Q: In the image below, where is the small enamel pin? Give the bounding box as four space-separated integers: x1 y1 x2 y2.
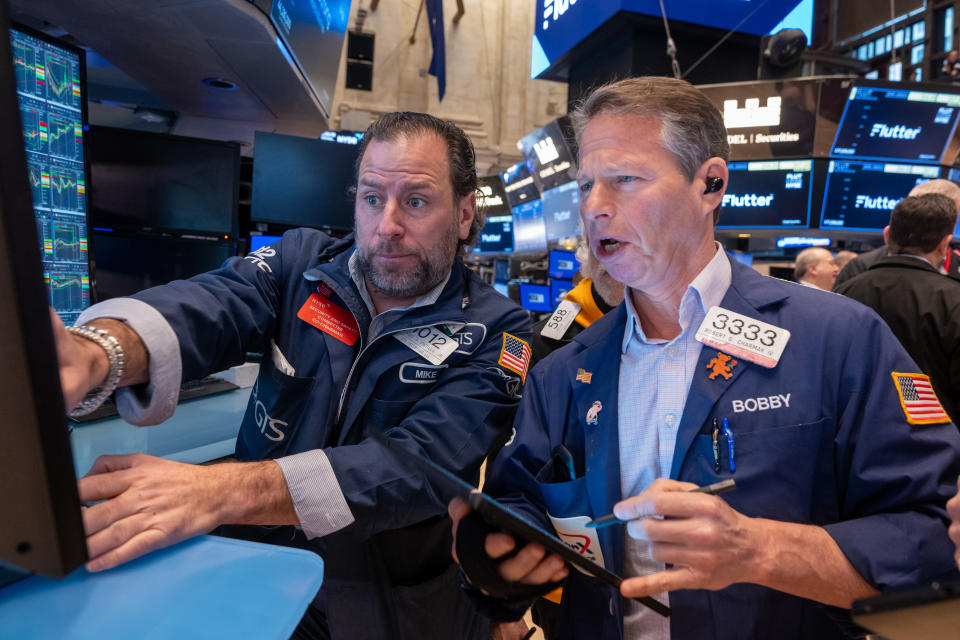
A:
586 400 603 425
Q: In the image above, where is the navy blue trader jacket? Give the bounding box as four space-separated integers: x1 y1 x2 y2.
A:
480 258 960 639
133 228 531 639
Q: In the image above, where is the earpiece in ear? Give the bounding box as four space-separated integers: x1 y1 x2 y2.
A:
704 177 724 193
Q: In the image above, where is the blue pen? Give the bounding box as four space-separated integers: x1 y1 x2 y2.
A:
722 418 735 473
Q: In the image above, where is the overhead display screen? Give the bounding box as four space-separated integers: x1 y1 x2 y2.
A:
501 160 540 208
718 160 813 229
820 160 940 232
830 85 960 164
540 180 581 240
532 0 806 78
519 117 577 192
268 0 350 117
511 199 548 254
699 79 819 160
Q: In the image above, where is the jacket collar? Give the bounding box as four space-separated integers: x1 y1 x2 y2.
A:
869 254 941 274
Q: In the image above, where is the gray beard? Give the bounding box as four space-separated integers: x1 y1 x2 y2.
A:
355 227 459 300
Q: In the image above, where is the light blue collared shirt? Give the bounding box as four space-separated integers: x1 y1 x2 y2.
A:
618 245 732 639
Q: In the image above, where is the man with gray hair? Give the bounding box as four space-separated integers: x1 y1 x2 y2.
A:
836 193 960 422
794 247 839 290
834 178 960 288
451 76 960 640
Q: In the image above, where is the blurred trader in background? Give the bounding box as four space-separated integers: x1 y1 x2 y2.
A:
836 193 960 423
450 76 960 640
52 112 532 640
794 247 839 290
834 179 960 288
530 239 625 366
833 250 857 272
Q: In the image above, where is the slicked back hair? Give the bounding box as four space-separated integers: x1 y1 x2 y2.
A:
354 112 482 254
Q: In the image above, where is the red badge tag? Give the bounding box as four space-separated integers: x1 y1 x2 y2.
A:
297 292 360 346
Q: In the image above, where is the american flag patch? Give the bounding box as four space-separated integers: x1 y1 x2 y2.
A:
498 333 532 383
576 368 592 384
892 372 951 425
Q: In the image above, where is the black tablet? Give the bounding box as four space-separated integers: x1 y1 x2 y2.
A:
376 434 670 617
852 580 960 640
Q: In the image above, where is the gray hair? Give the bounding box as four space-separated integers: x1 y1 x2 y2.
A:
909 178 960 212
570 76 729 222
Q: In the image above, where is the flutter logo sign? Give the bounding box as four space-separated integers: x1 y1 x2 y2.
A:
854 194 899 209
723 193 775 207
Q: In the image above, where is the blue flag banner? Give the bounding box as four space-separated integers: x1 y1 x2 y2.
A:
425 0 446 101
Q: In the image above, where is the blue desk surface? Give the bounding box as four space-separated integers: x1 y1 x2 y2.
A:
0 535 323 640
70 388 250 476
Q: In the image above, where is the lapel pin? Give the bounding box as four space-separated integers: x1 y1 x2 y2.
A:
586 400 602 425
576 368 593 384
706 351 738 381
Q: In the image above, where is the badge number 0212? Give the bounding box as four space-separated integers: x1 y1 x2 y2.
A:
695 306 791 368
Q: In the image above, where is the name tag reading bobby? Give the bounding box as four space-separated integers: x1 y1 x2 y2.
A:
395 325 460 365
540 300 581 340
695 306 790 368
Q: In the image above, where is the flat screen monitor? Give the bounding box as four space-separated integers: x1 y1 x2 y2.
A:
249 234 282 252
0 12 86 581
540 180 581 241
830 83 960 164
718 160 813 229
820 160 940 232
494 258 510 283
492 282 509 297
549 249 579 279
550 279 573 306
476 214 513 254
93 232 234 300
511 199 548 254
12 24 91 326
474 174 514 254
519 283 552 312
501 160 540 208
946 169 960 238
519 117 577 192
88 126 239 237
252 131 358 231
699 78 819 160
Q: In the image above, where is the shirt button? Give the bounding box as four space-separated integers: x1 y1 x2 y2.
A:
665 414 677 426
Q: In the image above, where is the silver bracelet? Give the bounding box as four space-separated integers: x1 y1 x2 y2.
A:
66 325 125 417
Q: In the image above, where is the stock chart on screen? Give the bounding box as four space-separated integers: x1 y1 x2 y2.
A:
12 26 90 323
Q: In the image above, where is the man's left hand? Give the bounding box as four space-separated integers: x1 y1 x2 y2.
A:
614 478 762 598
79 454 234 571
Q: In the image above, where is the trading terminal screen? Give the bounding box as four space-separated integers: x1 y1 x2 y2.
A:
820 160 940 232
511 199 548 254
718 160 813 229
831 85 960 164
549 249 579 279
520 283 552 313
540 180 581 241
12 26 90 325
475 175 513 254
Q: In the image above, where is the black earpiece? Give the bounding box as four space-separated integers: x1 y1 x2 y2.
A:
704 177 724 193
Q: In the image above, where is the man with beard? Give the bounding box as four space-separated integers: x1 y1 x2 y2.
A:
53 112 531 639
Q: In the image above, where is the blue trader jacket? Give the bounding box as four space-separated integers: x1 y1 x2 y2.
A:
482 258 960 640
130 229 531 639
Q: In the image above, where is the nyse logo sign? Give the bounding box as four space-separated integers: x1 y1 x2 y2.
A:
534 136 560 165
542 0 577 30
724 97 782 129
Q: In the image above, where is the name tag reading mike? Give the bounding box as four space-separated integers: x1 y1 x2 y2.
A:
695 306 790 368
